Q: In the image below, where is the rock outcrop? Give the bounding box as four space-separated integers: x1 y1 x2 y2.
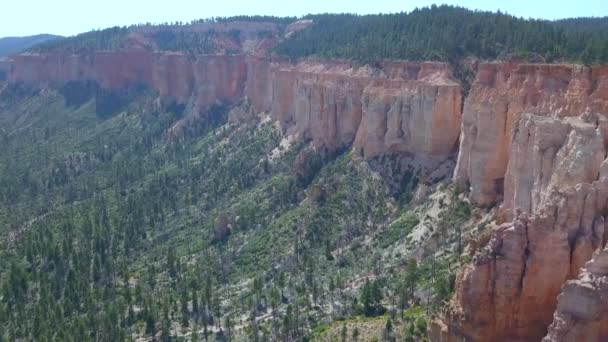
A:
355 66 461 159
435 64 608 340
269 60 461 163
543 246 608 342
454 63 608 206
2 53 462 164
0 58 8 81
436 175 608 341
502 113 608 219
6 51 248 105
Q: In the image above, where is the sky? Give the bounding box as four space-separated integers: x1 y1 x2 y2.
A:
1 0 608 37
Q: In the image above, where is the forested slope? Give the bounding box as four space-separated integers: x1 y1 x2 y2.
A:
26 6 608 64
0 34 63 56
275 6 608 64
0 82 470 340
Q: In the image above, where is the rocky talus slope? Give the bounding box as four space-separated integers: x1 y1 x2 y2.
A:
2 47 608 341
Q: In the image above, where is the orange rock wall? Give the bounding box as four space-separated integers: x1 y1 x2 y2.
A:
3 53 462 162
543 246 608 341
454 63 608 206
436 63 608 342
6 52 248 108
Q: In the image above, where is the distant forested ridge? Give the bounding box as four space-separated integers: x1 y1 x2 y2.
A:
0 34 63 56
31 27 129 53
29 16 294 54
25 7 608 65
275 6 608 64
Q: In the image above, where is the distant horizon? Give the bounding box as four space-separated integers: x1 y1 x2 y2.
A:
2 0 608 37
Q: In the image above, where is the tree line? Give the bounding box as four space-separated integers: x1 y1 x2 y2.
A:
27 6 608 65
275 5 608 65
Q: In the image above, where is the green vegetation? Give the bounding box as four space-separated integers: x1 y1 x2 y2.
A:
29 15 294 54
32 26 129 53
0 83 466 340
0 34 63 56
439 188 473 254
25 6 608 66
151 30 218 54
276 6 608 65
0 86 285 340
310 307 427 342
379 212 419 249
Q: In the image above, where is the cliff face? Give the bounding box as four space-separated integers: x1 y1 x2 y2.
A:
502 113 608 219
543 246 608 342
0 59 8 81
4 49 608 341
438 179 608 341
434 64 608 341
356 64 461 159
6 52 248 106
266 60 461 163
454 63 608 206
2 52 462 164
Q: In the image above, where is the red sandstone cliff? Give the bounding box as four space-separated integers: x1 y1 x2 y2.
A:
267 60 461 162
1 52 462 165
434 63 608 341
454 63 608 206
6 52 248 104
543 246 608 341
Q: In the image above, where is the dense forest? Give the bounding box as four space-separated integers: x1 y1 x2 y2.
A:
30 27 130 53
275 6 608 64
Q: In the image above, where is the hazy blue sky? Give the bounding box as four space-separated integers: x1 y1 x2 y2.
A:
2 0 607 37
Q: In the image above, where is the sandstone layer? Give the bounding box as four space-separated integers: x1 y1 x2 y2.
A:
543 246 608 341
435 174 608 341
268 60 461 161
1 53 462 165
454 63 608 206
435 63 608 341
